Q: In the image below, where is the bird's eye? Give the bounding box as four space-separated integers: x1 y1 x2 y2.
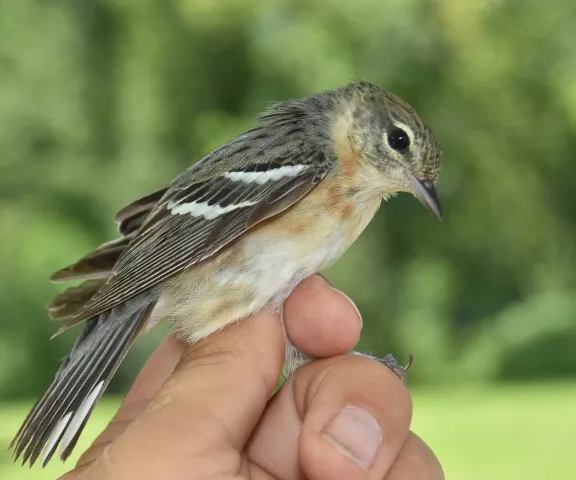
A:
387 128 410 151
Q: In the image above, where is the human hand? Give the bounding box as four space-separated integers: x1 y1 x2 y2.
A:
62 275 443 479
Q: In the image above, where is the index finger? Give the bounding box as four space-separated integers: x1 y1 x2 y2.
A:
83 309 285 479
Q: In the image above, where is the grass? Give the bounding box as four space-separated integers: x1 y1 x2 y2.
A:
411 383 576 479
1 382 575 479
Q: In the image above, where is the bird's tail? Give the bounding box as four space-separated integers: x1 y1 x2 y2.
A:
11 295 155 467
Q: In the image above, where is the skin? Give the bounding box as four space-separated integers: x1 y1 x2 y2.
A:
61 276 443 480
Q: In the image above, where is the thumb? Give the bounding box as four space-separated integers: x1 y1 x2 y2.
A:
87 310 285 479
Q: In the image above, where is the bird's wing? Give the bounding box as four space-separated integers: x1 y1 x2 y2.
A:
61 132 331 329
47 188 169 321
50 187 170 286
114 187 169 236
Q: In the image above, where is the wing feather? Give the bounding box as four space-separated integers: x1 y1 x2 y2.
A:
115 187 168 235
59 125 332 328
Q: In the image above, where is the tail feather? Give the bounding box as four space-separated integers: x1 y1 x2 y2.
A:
11 295 155 467
35 319 133 465
13 318 102 462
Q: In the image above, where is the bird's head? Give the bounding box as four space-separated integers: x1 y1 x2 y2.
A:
337 81 443 220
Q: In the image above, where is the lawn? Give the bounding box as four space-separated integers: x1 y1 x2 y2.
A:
1 383 574 479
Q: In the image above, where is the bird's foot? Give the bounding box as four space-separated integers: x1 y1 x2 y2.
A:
351 351 413 386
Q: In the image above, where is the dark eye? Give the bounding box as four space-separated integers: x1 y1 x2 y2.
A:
387 128 410 151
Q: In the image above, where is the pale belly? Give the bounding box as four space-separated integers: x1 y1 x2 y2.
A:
150 192 382 344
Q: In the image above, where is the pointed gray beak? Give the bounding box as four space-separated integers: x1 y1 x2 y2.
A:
410 177 443 221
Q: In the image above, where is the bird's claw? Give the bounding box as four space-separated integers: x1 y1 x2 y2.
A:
352 351 413 385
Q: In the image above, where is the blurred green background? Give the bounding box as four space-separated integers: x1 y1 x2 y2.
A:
1 0 575 478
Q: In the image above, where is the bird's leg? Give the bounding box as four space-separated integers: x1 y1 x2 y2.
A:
279 343 311 386
351 351 413 386
279 343 413 388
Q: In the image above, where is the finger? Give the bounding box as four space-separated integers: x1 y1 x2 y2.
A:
96 273 358 458
74 274 363 476
386 433 444 480
76 337 185 467
247 354 412 480
86 309 286 479
284 275 362 357
74 274 360 472
121 336 185 410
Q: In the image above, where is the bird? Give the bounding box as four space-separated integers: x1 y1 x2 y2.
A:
11 80 443 467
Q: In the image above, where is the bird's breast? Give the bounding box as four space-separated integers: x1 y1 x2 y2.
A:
156 181 381 344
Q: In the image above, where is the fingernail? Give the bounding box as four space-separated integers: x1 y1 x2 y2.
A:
321 406 381 470
330 288 363 328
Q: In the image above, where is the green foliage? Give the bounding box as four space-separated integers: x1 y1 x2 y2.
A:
1 0 575 401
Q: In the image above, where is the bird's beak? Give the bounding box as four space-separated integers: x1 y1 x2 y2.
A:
410 177 443 221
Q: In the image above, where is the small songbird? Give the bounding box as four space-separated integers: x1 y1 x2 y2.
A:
11 80 442 467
